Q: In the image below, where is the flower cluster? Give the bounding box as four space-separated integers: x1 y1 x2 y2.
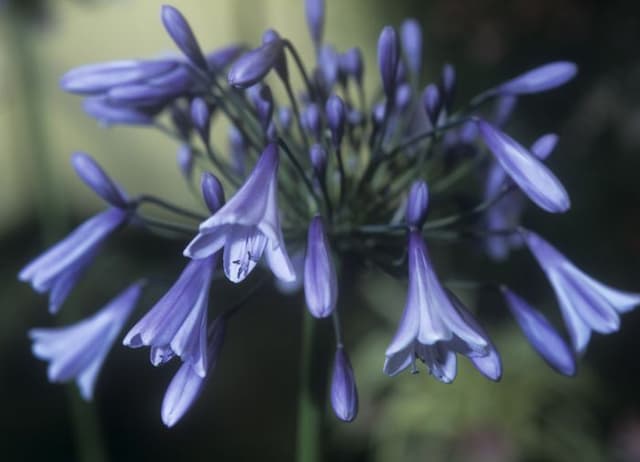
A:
21 0 639 429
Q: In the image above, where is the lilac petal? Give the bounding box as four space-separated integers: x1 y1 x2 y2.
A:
107 84 178 107
400 19 422 76
377 26 399 98
330 347 358 422
304 216 338 318
19 208 127 297
60 59 177 95
161 360 205 427
161 318 225 427
183 227 229 260
150 345 175 366
305 0 325 47
477 120 570 213
170 287 208 377
502 286 576 375
417 343 457 384
83 98 154 126
48 259 91 314
30 282 143 400
496 62 578 95
523 229 639 352
385 278 421 357
201 172 225 214
530 133 558 160
383 345 414 376
161 5 208 70
274 250 305 294
71 152 128 208
228 40 284 88
405 180 429 229
222 226 268 283
206 44 244 73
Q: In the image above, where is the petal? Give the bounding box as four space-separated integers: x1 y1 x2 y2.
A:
222 226 267 283
183 227 228 259
161 361 205 427
496 62 578 95
417 343 457 384
383 344 414 376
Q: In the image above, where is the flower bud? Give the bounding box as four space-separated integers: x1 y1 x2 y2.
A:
422 83 441 127
228 126 247 176
177 144 194 180
201 172 225 214
340 47 364 86
495 62 577 96
309 144 327 180
530 133 558 161
170 103 192 140
377 26 399 99
330 347 358 422
405 180 429 228
248 84 274 132
304 216 337 318
394 83 412 113
441 63 456 112
71 152 128 208
278 107 293 133
262 29 289 84
161 5 208 70
400 19 422 77
492 95 518 128
302 103 322 141
326 95 346 148
501 286 576 376
228 39 284 88
305 0 325 48
190 97 211 145
206 44 244 73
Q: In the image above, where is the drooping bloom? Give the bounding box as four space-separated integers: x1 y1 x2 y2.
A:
304 216 338 318
161 318 226 427
184 143 295 284
384 230 494 381
501 286 576 375
19 154 131 313
123 256 216 377
484 133 559 260
29 281 144 400
522 229 640 353
330 347 358 422
477 119 570 214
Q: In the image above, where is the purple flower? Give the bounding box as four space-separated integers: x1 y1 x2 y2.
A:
522 229 640 353
161 318 226 427
200 172 225 214
385 231 490 377
340 48 364 86
484 133 559 260
394 83 412 113
177 144 194 180
302 103 322 141
19 208 129 314
492 95 518 128
123 257 216 377
501 286 576 375
494 62 577 96
477 119 570 214
405 180 429 229
60 59 178 95
304 216 337 318
441 63 456 112
72 152 128 209
248 84 274 132
318 44 340 91
309 143 328 180
184 143 295 284
377 26 399 99
262 29 289 84
330 347 358 422
29 281 144 400
228 39 285 88
305 0 325 48
83 97 155 126
326 95 346 148
161 5 208 70
400 19 422 77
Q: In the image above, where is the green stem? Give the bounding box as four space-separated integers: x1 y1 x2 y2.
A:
296 312 320 462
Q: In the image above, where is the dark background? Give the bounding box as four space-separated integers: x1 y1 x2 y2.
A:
2 0 640 461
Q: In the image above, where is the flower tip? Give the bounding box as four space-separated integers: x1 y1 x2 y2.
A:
161 5 207 70
331 348 358 422
71 152 128 209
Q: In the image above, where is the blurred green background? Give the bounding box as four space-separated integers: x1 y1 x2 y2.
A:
2 0 640 461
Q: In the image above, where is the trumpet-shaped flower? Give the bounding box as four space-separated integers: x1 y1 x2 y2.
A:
29 282 144 400
384 230 494 381
123 256 216 377
184 143 295 284
523 229 640 353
